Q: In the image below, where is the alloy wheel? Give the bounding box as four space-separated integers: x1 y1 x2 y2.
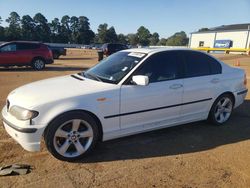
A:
214 97 233 123
53 119 94 158
34 59 45 70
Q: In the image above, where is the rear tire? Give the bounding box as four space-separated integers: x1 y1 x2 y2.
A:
208 94 234 125
31 58 45 70
44 111 100 162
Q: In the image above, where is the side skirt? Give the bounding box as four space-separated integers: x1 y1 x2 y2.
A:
102 115 207 142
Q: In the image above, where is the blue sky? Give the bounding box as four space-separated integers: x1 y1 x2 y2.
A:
0 0 250 38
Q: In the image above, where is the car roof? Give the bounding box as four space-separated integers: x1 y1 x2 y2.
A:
5 41 43 44
123 47 192 55
122 48 222 65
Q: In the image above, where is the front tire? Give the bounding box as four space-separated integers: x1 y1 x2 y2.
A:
208 94 234 125
31 58 45 70
44 111 100 161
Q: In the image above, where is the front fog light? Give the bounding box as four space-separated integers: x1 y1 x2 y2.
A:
9 106 39 120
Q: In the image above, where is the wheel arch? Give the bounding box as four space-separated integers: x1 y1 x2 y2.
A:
209 91 235 112
215 91 235 107
43 109 103 141
31 56 46 63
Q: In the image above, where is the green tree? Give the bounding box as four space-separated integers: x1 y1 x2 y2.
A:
61 15 70 31
97 23 109 43
198 28 209 32
70 16 79 43
137 26 151 46
6 12 20 27
50 18 60 34
77 16 95 44
166 31 189 46
61 15 71 43
21 15 36 40
5 12 21 40
149 32 159 45
117 34 127 44
93 34 99 43
0 16 4 41
157 38 167 46
106 26 118 43
0 27 4 41
127 33 138 46
33 13 51 42
49 18 61 42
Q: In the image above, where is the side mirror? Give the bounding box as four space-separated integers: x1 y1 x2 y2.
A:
132 75 149 86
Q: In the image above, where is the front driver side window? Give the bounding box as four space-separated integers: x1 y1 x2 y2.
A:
133 51 182 83
0 44 17 52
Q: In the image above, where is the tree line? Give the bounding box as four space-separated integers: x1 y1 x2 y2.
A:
0 12 189 46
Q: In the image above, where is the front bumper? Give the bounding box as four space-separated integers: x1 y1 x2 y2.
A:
1 106 44 152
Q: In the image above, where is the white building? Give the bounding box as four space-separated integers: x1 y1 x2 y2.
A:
189 24 250 49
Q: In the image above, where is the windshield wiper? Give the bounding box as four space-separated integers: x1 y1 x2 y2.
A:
83 72 103 82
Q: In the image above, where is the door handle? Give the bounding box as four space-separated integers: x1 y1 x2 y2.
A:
211 78 220 84
169 84 183 89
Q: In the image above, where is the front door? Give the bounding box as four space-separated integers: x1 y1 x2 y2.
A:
120 51 184 131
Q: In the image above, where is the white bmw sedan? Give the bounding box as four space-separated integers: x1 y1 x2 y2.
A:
2 48 248 161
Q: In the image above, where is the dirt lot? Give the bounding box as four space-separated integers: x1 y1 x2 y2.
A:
0 49 250 188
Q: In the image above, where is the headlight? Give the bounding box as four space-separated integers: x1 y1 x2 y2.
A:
9 106 39 120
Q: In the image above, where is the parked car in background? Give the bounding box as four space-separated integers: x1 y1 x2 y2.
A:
48 46 66 59
91 43 102 50
81 45 92 49
1 48 247 161
0 41 53 70
102 43 128 56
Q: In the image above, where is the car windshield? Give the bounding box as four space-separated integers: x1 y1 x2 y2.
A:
83 51 147 84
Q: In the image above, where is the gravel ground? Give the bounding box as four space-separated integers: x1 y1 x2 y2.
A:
0 50 250 188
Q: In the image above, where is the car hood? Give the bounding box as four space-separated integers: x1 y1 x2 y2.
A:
7 74 118 109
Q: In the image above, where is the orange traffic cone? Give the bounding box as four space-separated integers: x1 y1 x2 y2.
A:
235 60 240 66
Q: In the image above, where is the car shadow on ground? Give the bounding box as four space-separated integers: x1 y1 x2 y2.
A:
81 100 250 163
0 66 88 72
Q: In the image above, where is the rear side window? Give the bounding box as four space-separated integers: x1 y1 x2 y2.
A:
0 44 17 52
17 43 40 50
209 56 222 74
134 51 183 83
183 51 221 78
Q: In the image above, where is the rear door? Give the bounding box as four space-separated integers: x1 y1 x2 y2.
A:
120 51 184 131
16 43 40 64
180 51 222 121
0 43 17 65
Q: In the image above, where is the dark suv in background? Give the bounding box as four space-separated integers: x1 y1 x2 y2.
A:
102 43 128 56
48 46 66 59
0 41 54 70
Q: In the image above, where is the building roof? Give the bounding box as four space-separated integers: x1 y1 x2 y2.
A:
192 23 250 34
